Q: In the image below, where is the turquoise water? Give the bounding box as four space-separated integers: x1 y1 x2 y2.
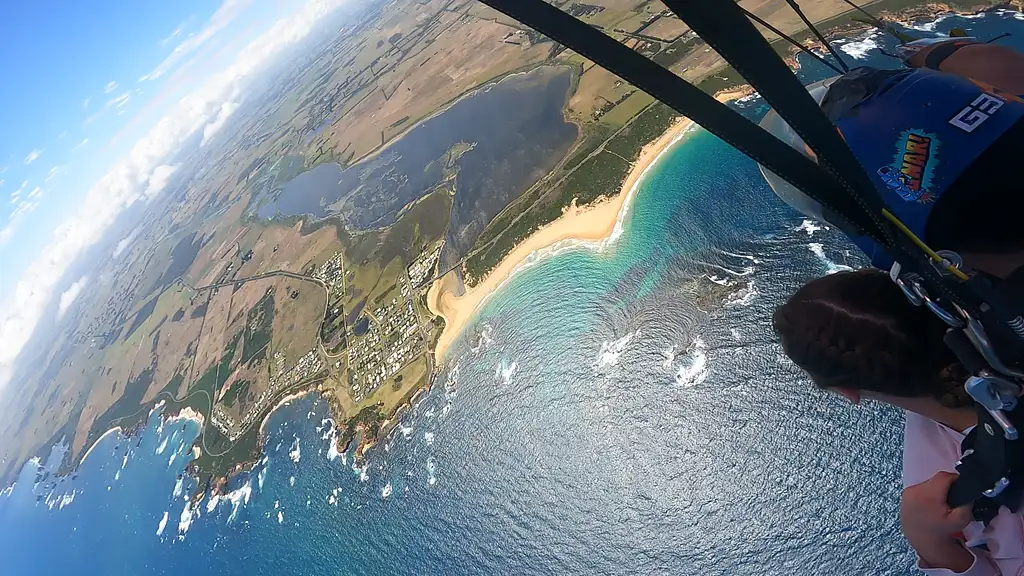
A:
3 10 1024 575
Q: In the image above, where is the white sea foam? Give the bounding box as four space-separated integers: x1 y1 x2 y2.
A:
730 328 741 341
795 219 822 236
155 437 168 455
910 13 953 31
168 452 176 468
718 249 761 265
382 483 393 499
424 431 435 445
274 500 279 509
157 511 169 536
595 329 640 368
400 424 413 440
257 467 266 491
59 490 76 510
661 345 676 369
834 31 883 59
675 337 709 388
173 476 184 498
707 275 732 287
808 243 853 274
121 454 129 469
327 431 342 461
278 510 284 524
288 438 301 463
178 502 195 535
470 324 493 354
734 92 760 106
427 458 437 486
223 479 253 524
205 494 220 513
499 360 518 386
724 280 758 308
114 470 121 481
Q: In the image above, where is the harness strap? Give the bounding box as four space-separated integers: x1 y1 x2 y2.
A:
475 0 891 246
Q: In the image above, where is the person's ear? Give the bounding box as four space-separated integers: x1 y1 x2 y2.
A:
829 386 861 405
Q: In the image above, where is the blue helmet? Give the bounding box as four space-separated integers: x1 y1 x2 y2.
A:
761 67 1024 268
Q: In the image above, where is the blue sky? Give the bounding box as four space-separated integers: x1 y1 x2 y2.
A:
1 1 217 285
0 0 347 385
0 0 317 295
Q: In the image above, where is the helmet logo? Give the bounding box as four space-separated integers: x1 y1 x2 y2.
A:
878 130 939 203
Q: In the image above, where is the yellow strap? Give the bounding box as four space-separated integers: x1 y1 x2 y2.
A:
881 209 970 281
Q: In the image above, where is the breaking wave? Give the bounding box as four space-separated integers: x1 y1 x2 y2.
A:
808 243 853 274
595 329 640 368
674 337 709 388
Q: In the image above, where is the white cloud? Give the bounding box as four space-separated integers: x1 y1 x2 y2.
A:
201 101 239 146
140 0 254 82
9 181 27 203
26 187 43 201
0 222 15 245
57 277 88 320
0 0 346 387
72 138 89 152
23 150 41 165
160 22 187 47
109 92 131 109
82 98 90 108
112 230 138 258
1 195 42 245
57 131 68 140
104 81 119 94
0 167 7 174
145 165 178 197
45 167 61 183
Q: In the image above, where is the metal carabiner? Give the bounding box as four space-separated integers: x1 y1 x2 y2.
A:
890 262 924 306
966 373 1020 440
911 281 964 328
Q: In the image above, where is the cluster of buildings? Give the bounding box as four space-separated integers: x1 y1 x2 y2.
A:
312 251 345 293
346 281 423 402
407 243 442 288
210 348 324 441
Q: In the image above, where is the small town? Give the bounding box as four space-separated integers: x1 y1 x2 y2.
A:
210 348 324 441
407 242 442 288
346 276 425 402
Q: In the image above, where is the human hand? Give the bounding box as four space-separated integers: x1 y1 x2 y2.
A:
900 472 975 572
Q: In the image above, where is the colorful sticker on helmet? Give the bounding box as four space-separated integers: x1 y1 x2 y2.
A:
877 130 940 203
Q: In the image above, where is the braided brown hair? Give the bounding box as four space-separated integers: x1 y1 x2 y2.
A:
773 269 971 408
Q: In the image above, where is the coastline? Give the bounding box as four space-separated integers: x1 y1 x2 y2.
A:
77 426 123 466
428 87 754 361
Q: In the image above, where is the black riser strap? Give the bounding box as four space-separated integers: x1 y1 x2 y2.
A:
475 0 890 245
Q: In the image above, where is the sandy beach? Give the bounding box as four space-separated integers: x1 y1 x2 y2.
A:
79 426 123 466
428 88 754 361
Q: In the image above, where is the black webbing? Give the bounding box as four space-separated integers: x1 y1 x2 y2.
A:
475 0 891 245
661 1 888 243
736 3 844 75
784 0 850 72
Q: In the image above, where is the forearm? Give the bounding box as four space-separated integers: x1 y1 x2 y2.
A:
909 43 1024 95
914 536 975 573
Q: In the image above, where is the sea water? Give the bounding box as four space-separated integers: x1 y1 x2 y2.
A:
3 10 1024 576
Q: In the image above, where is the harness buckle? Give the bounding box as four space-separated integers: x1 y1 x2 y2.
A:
966 373 1020 440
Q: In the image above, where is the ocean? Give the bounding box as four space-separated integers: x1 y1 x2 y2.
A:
3 10 1024 576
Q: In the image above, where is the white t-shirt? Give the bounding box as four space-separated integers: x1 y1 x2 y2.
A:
903 410 1024 575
